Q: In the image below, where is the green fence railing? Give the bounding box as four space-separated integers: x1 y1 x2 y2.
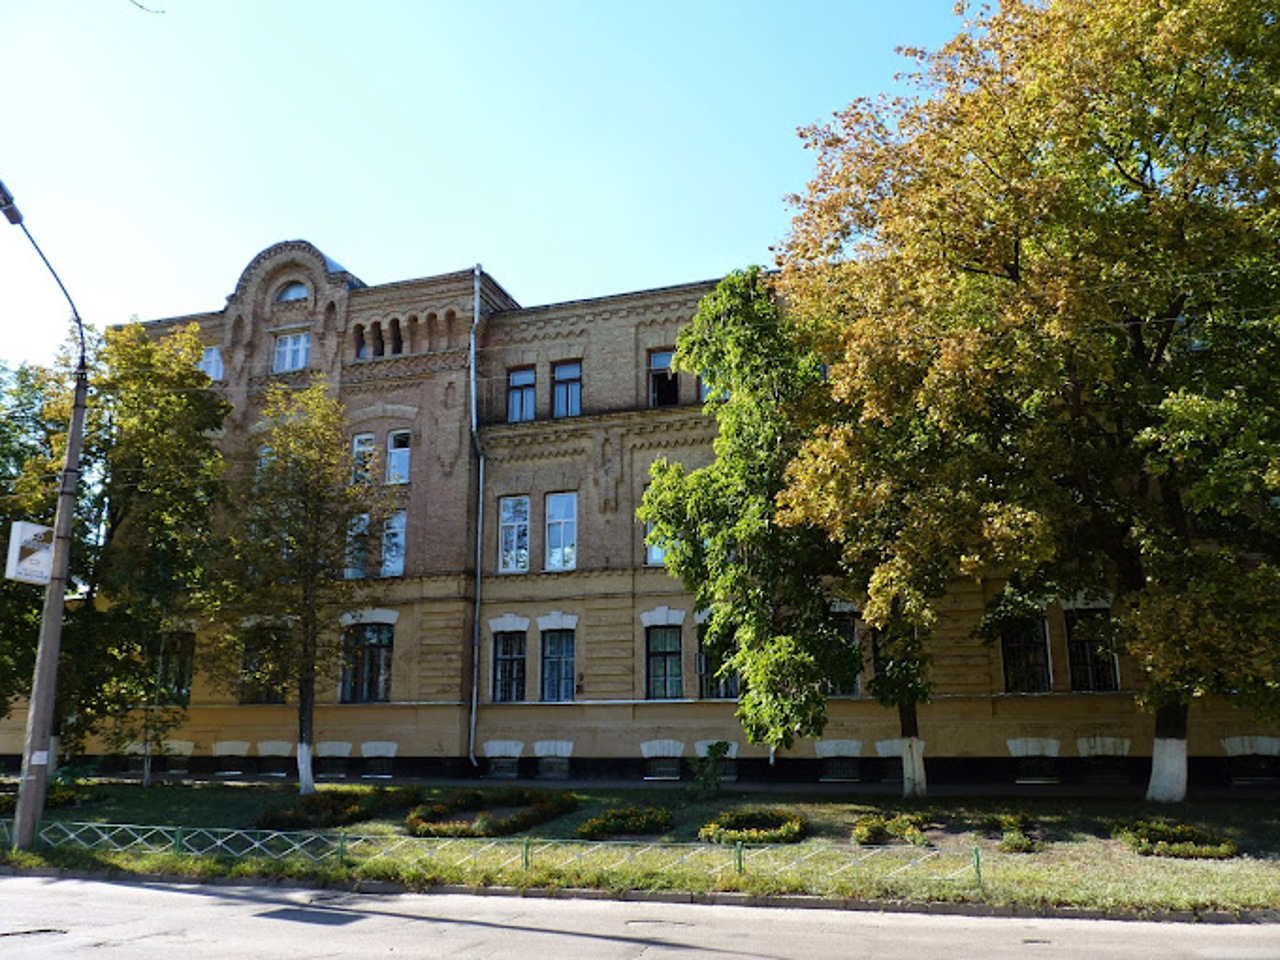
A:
28 821 981 897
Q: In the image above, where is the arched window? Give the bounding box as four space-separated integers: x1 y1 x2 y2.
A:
276 281 309 303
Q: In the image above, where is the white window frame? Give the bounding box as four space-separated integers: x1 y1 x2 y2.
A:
381 510 406 577
545 492 577 571
198 346 224 381
345 513 370 580
498 495 530 574
352 433 376 484
272 332 310 373
386 430 411 484
645 518 666 566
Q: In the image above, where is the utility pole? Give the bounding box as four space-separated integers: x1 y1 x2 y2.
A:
1 178 89 850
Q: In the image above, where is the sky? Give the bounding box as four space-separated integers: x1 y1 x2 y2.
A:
0 0 963 369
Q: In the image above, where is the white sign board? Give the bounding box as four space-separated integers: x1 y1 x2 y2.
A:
6 521 53 585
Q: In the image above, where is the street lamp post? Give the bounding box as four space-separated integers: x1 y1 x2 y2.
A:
1 179 89 851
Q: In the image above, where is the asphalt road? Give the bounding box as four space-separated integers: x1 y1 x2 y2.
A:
0 876 1278 959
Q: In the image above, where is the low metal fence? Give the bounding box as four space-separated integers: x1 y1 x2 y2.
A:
26 820 981 897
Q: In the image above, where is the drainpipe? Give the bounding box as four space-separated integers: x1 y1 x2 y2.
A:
467 264 485 768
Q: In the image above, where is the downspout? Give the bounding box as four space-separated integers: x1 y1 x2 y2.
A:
468 264 485 768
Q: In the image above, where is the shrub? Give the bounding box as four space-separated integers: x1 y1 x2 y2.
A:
405 788 578 838
983 812 1042 853
699 808 807 844
998 830 1042 854
0 785 85 815
688 741 732 801
577 806 674 839
1109 818 1238 859
852 813 931 847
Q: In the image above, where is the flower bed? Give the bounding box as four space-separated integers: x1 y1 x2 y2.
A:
577 805 673 839
405 787 577 838
698 807 807 844
1110 818 1238 859
852 813 931 847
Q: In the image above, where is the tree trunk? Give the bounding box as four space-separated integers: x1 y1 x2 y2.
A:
1146 702 1189 803
297 629 317 796
898 701 927 799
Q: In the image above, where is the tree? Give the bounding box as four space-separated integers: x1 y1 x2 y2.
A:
0 363 53 717
202 378 393 794
777 0 1280 801
639 268 859 756
0 323 227 780
86 323 228 782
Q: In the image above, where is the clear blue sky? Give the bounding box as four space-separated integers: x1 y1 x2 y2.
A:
1 0 962 368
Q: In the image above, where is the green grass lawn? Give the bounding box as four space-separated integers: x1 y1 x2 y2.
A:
6 780 1279 915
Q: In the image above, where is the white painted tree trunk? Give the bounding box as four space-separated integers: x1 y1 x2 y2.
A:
1146 737 1187 802
297 741 316 795
901 737 927 798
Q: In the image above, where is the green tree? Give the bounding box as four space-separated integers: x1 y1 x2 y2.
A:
639 268 858 757
0 363 53 717
84 323 228 782
202 378 393 794
778 0 1280 801
0 324 227 780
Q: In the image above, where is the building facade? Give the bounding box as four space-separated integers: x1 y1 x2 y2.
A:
3 239 1277 784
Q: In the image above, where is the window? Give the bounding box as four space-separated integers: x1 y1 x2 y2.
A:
552 361 581 418
1066 607 1119 692
649 349 679 407
493 631 527 703
507 368 536 423
381 510 406 577
697 633 739 699
541 629 575 702
644 519 666 566
545 492 577 571
698 373 726 403
825 612 862 697
276 281 308 302
386 431 411 484
1001 616 1051 693
352 433 375 483
156 631 195 706
646 626 683 699
345 513 370 579
341 623 393 703
197 346 223 381
272 332 310 373
498 496 530 573
239 625 287 704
